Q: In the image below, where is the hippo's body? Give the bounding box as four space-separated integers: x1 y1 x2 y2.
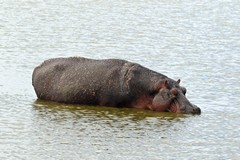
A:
32 57 201 114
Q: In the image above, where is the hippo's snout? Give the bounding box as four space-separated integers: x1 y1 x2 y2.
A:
180 103 201 115
191 105 201 114
168 90 201 114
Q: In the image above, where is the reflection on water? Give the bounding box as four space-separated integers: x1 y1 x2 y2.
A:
32 99 187 133
30 100 191 159
33 99 186 121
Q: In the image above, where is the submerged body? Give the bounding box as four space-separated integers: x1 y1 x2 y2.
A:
32 57 201 114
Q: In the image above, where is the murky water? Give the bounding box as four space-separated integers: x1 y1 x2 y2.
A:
0 0 240 159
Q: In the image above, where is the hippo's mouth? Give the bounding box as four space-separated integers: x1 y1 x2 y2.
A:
168 99 180 113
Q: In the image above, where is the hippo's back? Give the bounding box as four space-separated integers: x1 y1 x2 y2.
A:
32 57 129 104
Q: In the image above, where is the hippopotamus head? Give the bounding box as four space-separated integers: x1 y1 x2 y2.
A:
151 79 201 114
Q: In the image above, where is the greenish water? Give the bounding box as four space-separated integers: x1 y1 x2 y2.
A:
0 0 240 159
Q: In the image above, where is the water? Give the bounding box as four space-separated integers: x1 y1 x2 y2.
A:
0 0 239 159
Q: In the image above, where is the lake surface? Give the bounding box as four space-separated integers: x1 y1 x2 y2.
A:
0 0 240 159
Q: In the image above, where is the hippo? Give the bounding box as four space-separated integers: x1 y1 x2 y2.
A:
32 57 201 114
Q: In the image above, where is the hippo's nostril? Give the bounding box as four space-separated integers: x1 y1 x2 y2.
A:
193 107 201 114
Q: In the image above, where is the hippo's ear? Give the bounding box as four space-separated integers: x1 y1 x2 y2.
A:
163 80 168 87
154 80 168 90
177 79 181 84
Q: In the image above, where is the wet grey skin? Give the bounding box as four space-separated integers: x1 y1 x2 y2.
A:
32 57 201 114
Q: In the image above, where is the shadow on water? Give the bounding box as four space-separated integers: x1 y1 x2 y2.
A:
32 99 189 123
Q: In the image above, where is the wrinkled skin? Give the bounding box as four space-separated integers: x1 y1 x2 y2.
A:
151 80 201 114
32 57 201 114
152 88 176 112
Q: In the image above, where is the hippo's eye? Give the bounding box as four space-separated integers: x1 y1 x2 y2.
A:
182 87 187 95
